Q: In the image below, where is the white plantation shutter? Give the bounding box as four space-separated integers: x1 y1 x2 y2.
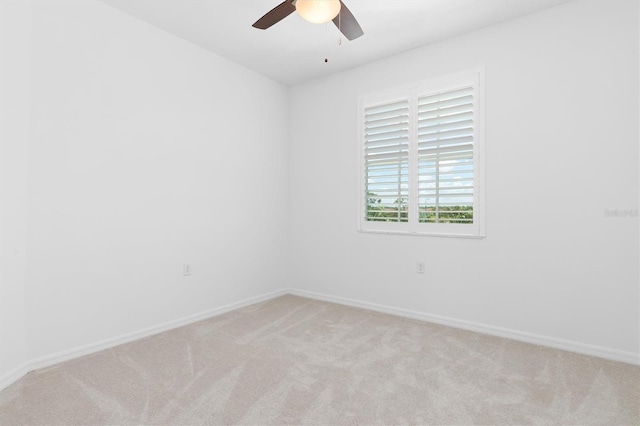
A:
359 71 483 237
364 99 410 222
417 86 474 224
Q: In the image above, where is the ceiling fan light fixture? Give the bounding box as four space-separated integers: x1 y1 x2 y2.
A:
295 0 341 24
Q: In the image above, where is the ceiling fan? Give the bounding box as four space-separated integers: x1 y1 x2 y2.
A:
252 0 364 41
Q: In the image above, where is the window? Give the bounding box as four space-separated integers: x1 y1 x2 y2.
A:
358 71 484 238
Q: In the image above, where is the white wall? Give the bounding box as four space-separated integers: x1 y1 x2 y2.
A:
0 0 31 383
1 0 638 392
288 0 639 357
17 0 289 362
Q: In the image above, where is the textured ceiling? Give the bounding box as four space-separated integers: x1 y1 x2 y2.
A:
99 0 569 85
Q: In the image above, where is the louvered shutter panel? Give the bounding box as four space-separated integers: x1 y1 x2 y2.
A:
417 87 474 224
364 100 410 222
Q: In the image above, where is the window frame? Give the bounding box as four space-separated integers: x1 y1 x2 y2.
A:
357 70 485 238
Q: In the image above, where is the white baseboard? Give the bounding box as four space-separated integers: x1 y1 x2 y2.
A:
0 363 29 393
2 286 638 394
0 289 288 393
288 288 640 366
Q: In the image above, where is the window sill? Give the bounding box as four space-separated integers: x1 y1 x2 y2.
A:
357 228 485 239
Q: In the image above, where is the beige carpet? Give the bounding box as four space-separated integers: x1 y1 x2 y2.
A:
0 295 638 425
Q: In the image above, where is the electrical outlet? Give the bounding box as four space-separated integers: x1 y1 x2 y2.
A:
183 264 192 276
417 262 425 274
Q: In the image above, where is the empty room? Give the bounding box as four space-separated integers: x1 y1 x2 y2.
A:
0 0 638 424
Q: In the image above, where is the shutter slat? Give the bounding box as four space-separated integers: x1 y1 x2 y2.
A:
370 180 410 186
368 194 409 200
366 130 410 143
418 178 473 188
366 122 410 136
419 119 474 135
366 100 409 115
418 142 473 157
365 115 410 129
419 111 474 127
419 87 474 105
365 109 409 123
365 144 410 155
365 153 409 163
418 103 472 121
419 95 473 112
365 139 411 150
418 130 473 148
